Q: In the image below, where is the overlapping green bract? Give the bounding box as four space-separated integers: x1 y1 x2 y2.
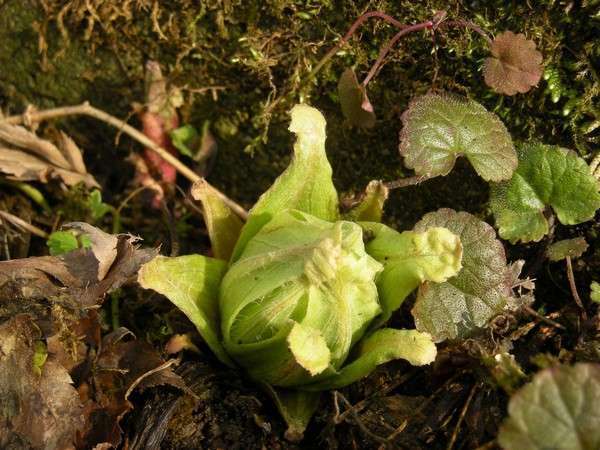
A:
138 254 233 366
137 104 463 438
399 93 517 182
498 363 600 450
490 143 600 243
230 104 339 262
362 221 463 331
411 209 512 342
220 209 383 386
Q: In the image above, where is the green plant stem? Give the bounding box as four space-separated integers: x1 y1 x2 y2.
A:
0 180 51 213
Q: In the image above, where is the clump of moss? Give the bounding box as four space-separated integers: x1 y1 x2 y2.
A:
0 0 598 224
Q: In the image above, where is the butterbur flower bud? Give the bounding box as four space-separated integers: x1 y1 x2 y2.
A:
138 103 462 438
220 210 383 386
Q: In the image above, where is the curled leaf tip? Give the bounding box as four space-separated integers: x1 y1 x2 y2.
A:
288 322 331 376
413 227 463 283
289 104 326 143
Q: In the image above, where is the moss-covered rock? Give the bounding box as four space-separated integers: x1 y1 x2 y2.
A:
0 0 597 225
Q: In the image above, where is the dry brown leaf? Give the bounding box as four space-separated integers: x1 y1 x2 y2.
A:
58 130 88 174
64 222 119 280
483 31 543 95
0 315 84 450
0 122 98 187
0 224 165 449
0 224 157 315
78 328 185 449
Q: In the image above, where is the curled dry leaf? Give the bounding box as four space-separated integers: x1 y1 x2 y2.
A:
0 224 175 449
0 223 157 315
0 121 98 187
483 31 543 95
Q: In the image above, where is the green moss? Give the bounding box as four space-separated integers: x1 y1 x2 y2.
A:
0 0 597 225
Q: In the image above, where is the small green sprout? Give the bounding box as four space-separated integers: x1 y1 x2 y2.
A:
47 230 92 255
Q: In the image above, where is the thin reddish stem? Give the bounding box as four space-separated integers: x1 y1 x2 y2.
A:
362 21 434 87
309 11 406 79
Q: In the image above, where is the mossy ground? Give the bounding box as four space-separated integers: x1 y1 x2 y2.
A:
0 1 599 448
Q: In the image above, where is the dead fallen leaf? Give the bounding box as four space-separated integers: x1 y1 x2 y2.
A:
64 222 119 281
78 328 185 449
483 31 543 95
0 315 84 450
0 122 98 187
0 224 156 317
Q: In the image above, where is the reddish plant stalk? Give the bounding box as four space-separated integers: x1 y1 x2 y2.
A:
362 20 434 87
308 11 406 79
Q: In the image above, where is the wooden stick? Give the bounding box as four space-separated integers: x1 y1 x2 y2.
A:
3 102 248 219
0 210 49 238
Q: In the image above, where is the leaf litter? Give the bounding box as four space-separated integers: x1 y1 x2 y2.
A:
0 224 188 449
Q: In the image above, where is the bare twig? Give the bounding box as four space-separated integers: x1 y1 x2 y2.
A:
3 102 248 219
383 175 431 190
566 256 587 321
0 210 48 238
335 371 414 424
446 384 478 450
333 391 388 445
522 305 566 330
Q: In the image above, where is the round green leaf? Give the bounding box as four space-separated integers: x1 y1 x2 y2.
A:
546 237 588 262
399 93 516 182
490 143 600 243
412 209 512 342
498 363 600 450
